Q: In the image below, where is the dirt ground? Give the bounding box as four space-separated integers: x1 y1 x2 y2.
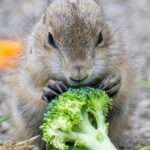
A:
0 0 150 149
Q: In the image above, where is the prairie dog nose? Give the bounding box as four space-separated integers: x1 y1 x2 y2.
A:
70 64 88 83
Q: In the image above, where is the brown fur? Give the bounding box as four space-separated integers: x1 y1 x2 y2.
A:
0 0 134 146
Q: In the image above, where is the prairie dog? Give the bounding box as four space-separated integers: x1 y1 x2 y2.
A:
0 0 134 146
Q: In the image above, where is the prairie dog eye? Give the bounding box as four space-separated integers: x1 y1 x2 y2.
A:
48 32 58 48
96 32 104 47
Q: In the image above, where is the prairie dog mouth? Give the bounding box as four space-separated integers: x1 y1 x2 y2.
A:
68 75 104 88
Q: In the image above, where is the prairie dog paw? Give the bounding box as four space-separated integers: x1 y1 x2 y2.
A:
42 80 68 102
98 72 121 97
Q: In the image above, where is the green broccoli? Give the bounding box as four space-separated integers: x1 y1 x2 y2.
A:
41 88 117 150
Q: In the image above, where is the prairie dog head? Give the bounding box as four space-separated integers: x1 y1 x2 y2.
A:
29 0 123 86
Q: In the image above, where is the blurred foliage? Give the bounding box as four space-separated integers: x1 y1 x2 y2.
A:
138 80 150 89
0 116 9 124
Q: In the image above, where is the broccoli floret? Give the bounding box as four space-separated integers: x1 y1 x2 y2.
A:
41 88 117 150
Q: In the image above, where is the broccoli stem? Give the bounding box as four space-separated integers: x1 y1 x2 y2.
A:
69 129 117 150
65 110 117 150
